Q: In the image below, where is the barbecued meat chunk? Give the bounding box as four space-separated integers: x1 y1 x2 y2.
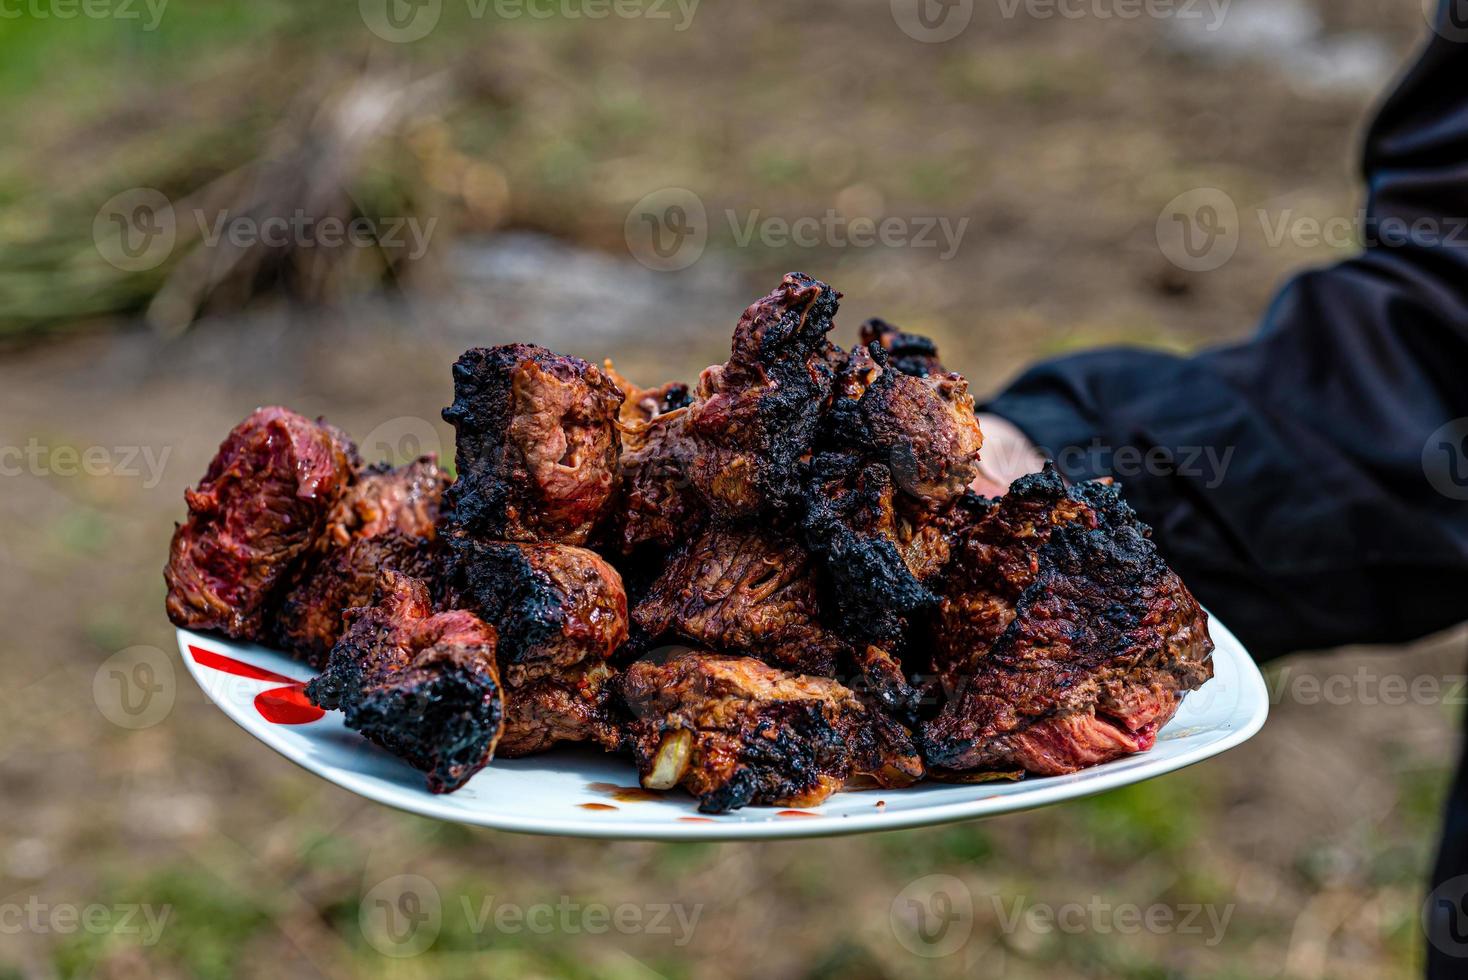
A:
277 457 450 665
686 273 840 518
859 318 946 377
921 467 1214 776
165 407 358 641
604 362 705 555
441 344 623 546
308 572 503 794
632 523 843 676
497 662 621 757
831 345 983 507
604 359 692 427
450 539 628 755
620 651 923 812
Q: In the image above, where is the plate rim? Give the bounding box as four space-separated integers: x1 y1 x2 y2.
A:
176 614 1269 841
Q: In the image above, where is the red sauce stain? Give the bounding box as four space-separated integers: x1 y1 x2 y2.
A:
190 646 298 684
586 781 663 803
678 817 716 823
578 803 618 811
875 801 887 809
776 810 820 819
254 685 324 725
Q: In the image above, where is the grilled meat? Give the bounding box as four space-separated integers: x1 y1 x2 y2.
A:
441 344 624 546
921 466 1214 775
859 318 946 377
277 457 450 665
605 359 692 427
632 523 843 676
605 362 705 555
307 572 504 793
620 650 923 813
165 407 358 641
496 662 621 757
686 273 840 518
450 539 628 755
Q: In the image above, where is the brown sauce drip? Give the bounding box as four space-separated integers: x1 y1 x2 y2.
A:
578 802 618 811
586 781 664 803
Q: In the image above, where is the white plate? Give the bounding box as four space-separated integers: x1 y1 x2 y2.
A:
177 615 1267 840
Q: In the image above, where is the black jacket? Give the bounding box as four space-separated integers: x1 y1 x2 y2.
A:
980 8 1468 975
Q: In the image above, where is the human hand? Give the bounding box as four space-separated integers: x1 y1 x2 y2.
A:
970 413 1047 498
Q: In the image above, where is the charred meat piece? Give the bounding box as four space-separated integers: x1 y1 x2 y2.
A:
497 661 621 758
308 572 504 794
835 345 984 507
165 407 358 641
606 362 705 555
632 523 843 676
859 318 946 377
921 467 1214 776
616 406 705 555
604 359 692 428
451 539 628 755
686 273 840 518
277 457 450 665
620 651 923 813
441 344 623 546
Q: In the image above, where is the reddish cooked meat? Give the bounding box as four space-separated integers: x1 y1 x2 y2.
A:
441 344 623 546
921 467 1214 776
632 523 843 676
616 406 705 555
165 407 358 641
496 662 621 757
686 273 840 518
620 651 923 813
858 318 946 377
605 362 705 555
307 572 504 793
277 457 450 665
449 539 628 755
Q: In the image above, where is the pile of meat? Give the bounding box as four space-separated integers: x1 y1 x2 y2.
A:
164 273 1214 812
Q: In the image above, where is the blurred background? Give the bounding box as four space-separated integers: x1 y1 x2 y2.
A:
1 0 1462 977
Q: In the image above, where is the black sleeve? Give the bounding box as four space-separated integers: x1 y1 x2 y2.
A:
982 10 1468 662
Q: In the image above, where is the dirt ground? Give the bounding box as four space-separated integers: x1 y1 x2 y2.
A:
3 1 1463 978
